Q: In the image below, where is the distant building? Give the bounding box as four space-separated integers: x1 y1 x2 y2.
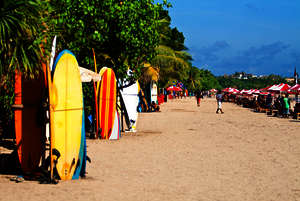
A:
285 77 294 83
232 72 257 79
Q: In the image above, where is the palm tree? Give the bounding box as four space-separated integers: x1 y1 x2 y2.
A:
0 0 46 82
145 9 193 88
151 45 191 87
0 1 47 136
140 63 159 83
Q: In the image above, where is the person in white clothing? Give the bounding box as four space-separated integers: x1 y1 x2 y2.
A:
216 90 224 114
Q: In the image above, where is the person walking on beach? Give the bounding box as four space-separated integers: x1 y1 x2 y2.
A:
195 90 202 107
216 90 224 114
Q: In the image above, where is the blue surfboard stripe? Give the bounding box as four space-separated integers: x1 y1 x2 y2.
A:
72 102 86 179
52 50 76 74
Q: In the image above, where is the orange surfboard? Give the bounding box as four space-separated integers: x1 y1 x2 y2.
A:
14 71 46 173
98 68 116 139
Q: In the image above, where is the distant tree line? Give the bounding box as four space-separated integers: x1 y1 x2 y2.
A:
217 74 288 90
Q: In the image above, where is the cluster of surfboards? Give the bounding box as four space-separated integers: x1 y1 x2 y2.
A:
13 49 141 181
14 50 87 181
96 68 140 137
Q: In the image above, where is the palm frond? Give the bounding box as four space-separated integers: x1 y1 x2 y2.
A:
0 0 45 78
139 63 159 83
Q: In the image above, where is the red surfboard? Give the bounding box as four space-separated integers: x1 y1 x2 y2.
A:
14 71 46 173
98 68 117 139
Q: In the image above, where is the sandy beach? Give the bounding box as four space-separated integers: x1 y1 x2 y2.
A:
0 97 300 201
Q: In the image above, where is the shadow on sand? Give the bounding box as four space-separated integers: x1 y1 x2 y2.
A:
0 139 20 175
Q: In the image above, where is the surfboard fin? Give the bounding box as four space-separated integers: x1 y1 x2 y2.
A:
52 148 61 159
108 128 112 139
69 158 76 173
74 158 81 172
86 156 91 163
51 148 61 181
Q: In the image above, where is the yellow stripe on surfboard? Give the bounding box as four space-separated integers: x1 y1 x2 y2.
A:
96 67 108 98
105 69 111 139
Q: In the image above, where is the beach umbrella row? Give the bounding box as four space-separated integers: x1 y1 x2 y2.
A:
223 87 239 93
221 83 300 96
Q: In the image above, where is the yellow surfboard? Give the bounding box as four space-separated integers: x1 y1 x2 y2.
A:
49 50 83 180
96 67 108 97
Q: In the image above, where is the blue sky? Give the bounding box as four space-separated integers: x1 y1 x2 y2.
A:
168 0 300 76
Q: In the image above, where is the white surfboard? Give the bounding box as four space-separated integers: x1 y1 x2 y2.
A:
121 78 139 132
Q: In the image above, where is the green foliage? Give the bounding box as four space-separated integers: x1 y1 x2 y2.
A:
185 67 220 91
0 0 49 133
82 82 94 116
152 45 190 86
151 8 220 91
151 8 192 88
0 0 47 79
0 73 14 136
49 0 161 81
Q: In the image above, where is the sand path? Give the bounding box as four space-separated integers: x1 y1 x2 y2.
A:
0 97 300 201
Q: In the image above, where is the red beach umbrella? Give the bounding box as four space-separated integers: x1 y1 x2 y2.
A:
252 89 261 94
288 84 300 94
167 86 182 91
228 88 239 94
260 92 269 95
268 83 290 92
167 86 176 91
174 86 183 91
260 85 273 92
